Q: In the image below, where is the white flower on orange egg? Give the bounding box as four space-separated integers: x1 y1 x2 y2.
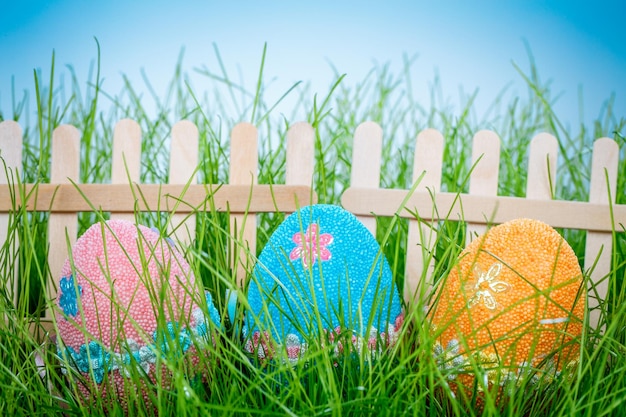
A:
464 262 511 310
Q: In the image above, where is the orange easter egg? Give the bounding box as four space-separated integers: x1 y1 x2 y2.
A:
429 218 584 397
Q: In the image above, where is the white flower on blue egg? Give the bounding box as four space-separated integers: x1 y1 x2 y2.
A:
58 274 82 318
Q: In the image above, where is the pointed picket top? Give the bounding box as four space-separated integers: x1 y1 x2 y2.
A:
111 119 142 222
229 122 259 287
350 121 383 236
0 121 22 178
51 125 81 180
0 120 23 311
170 120 199 177
286 122 315 188
587 138 619 202
169 120 199 246
230 122 259 184
585 137 619 330
48 124 81 321
112 119 142 182
405 128 444 304
526 133 558 200
466 129 501 244
0 120 22 191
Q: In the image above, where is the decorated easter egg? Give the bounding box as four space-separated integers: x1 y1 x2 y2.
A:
55 219 220 408
243 204 404 363
429 218 584 397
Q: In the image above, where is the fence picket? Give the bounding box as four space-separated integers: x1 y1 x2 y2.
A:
111 119 141 222
350 122 383 236
168 120 199 246
229 122 258 287
286 122 315 190
526 133 558 200
47 125 80 321
585 137 619 329
405 128 444 304
466 130 501 244
0 121 23 310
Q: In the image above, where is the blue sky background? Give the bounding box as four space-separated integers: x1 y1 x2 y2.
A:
0 0 624 130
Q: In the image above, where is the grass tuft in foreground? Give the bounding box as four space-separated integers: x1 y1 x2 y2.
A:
0 45 625 415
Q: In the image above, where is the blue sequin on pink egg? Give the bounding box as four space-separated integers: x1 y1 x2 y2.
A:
59 274 82 317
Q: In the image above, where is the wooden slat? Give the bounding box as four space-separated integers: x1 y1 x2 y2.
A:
526 133 558 200
111 119 141 222
229 122 258 287
350 122 383 236
0 120 23 309
405 128 443 304
47 125 80 320
286 122 315 189
585 137 619 330
466 130 500 244
168 120 199 246
0 183 317 213
341 188 626 233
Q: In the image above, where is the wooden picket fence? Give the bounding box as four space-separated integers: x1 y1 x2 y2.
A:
0 119 317 331
342 122 624 330
0 119 624 333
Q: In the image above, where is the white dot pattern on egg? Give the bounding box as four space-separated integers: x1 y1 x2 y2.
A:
244 205 404 362
55 219 220 405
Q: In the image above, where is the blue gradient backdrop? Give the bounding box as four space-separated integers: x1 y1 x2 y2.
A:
1 1 624 129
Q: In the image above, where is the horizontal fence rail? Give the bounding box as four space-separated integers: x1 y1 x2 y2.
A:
1 119 624 333
341 188 626 232
0 183 316 213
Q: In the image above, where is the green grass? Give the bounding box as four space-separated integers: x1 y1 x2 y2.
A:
0 44 625 416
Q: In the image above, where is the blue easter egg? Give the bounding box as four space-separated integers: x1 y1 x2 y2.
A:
243 205 404 362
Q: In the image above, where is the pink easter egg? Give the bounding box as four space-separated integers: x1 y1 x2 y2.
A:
55 219 220 410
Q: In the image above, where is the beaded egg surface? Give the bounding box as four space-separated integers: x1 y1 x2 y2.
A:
55 219 220 407
244 205 404 363
429 218 585 397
